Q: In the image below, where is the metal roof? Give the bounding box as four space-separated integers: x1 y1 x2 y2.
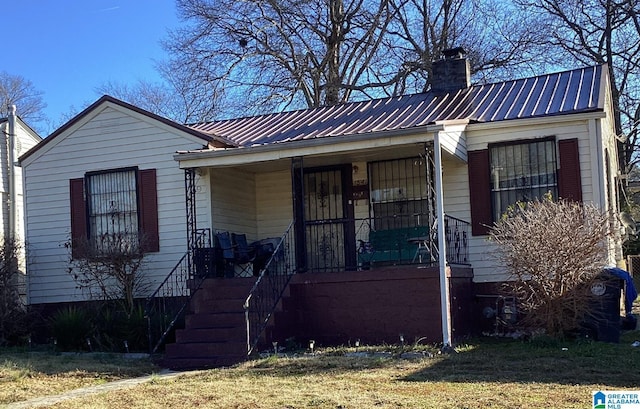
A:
188 65 605 147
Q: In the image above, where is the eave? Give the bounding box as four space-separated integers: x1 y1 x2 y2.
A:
174 123 458 169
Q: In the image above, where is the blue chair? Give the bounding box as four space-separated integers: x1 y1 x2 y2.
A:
231 233 256 277
215 231 236 277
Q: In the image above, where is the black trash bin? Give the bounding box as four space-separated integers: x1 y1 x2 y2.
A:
583 272 624 343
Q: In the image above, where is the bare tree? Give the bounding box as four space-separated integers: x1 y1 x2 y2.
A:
0 71 47 126
516 0 640 173
163 0 397 116
97 65 219 124
385 0 551 95
159 0 551 119
489 196 614 338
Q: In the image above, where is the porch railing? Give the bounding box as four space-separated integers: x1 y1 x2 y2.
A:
442 215 470 265
244 221 295 356
306 214 470 273
145 228 211 354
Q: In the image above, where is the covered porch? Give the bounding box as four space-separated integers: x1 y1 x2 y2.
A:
152 122 476 365
177 122 471 277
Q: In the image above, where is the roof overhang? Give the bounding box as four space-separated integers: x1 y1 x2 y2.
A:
175 122 470 169
466 110 606 131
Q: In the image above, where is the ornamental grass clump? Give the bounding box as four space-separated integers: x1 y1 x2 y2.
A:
489 195 615 338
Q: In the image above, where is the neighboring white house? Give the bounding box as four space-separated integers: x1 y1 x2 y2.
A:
18 53 622 353
0 107 41 279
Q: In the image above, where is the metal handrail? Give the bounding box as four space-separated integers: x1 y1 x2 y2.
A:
244 221 295 356
145 228 211 353
442 214 470 265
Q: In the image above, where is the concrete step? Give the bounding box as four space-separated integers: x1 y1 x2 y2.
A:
163 356 246 370
160 275 297 370
185 312 245 329
199 277 257 290
175 326 246 343
191 297 246 314
165 341 247 358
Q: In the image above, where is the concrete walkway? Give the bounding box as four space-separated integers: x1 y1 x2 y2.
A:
4 369 199 409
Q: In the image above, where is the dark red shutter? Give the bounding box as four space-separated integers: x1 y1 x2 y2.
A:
69 178 87 259
139 169 160 252
558 138 582 202
468 149 492 236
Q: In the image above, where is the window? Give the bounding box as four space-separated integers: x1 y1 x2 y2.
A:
489 138 557 221
369 158 430 230
70 168 159 258
86 168 139 254
468 138 581 236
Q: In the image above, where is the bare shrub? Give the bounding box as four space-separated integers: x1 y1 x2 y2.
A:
66 233 150 320
489 195 614 338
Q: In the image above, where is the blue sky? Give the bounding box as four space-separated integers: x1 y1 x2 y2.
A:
5 1 180 134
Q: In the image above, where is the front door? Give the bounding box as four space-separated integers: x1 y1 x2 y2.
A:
303 166 355 272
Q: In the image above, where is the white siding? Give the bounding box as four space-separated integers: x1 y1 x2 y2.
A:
598 84 623 263
444 119 605 283
256 170 293 239
439 125 467 161
206 167 292 267
15 124 40 276
3 121 41 286
211 167 258 239
23 105 208 304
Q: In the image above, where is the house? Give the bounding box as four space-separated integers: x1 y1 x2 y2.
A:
0 106 41 287
19 50 622 368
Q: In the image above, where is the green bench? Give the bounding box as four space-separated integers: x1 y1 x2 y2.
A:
358 226 429 266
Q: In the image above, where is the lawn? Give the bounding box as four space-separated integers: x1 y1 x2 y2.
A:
0 350 158 405
3 331 640 408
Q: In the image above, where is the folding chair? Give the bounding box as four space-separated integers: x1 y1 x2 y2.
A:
215 231 236 277
231 233 256 277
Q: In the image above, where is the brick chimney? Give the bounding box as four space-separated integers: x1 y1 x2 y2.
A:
431 47 471 94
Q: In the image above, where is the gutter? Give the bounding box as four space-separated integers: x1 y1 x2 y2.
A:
7 105 17 240
174 123 447 168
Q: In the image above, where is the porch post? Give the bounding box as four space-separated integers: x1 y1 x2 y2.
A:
185 168 197 250
433 131 452 347
424 143 438 258
291 157 307 273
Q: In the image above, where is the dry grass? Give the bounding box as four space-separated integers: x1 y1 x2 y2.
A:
0 351 158 404
24 331 640 409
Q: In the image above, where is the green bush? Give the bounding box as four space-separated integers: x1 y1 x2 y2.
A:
92 302 148 352
49 306 93 351
118 304 148 351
